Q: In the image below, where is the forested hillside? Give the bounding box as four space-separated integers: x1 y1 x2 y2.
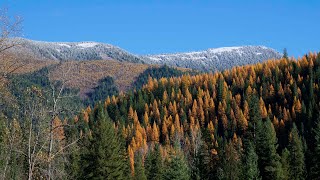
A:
2 52 320 179
7 67 83 117
86 65 190 106
132 65 193 90
74 52 320 179
1 2 318 179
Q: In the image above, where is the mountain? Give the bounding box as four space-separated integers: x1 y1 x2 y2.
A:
141 46 282 71
9 38 281 72
10 38 143 63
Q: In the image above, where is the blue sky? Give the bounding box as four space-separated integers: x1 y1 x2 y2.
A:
1 0 319 57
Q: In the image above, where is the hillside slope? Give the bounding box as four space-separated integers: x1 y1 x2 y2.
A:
2 52 190 99
8 38 281 72
49 60 151 97
141 46 282 71
9 38 143 63
81 52 320 179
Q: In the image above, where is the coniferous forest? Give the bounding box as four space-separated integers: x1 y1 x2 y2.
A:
2 51 320 179
0 2 319 179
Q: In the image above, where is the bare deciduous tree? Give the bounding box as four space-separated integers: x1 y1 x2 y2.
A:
0 7 24 179
0 7 24 113
0 7 23 81
45 61 81 180
17 63 81 180
0 8 81 179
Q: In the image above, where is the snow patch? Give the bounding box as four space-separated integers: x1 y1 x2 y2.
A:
183 56 206 60
148 57 163 62
58 43 71 48
207 47 242 54
260 46 268 49
144 46 282 71
184 51 204 56
77 42 98 48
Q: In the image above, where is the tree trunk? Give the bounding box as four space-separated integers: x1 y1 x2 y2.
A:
47 119 54 180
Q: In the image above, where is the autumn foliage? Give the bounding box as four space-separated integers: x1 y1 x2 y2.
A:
73 52 320 179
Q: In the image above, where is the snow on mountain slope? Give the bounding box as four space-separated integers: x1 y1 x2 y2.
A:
10 38 143 63
141 46 282 71
76 42 99 48
9 38 281 72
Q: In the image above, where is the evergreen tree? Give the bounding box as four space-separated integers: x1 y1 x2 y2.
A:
134 154 147 180
288 124 305 180
256 118 281 180
283 48 288 59
65 117 82 179
67 144 81 179
80 104 127 180
246 95 261 143
243 142 260 180
217 77 225 102
219 140 241 180
164 151 190 180
311 115 320 178
85 76 119 106
145 145 164 180
280 148 290 180
65 127 84 179
196 139 216 180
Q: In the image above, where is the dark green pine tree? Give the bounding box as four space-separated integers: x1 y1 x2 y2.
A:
134 154 147 180
243 141 260 180
145 145 164 180
247 95 261 142
195 138 217 180
316 52 320 66
256 118 282 180
243 95 261 153
66 143 81 179
64 115 85 179
283 48 288 59
288 124 305 180
219 140 242 180
311 115 320 178
80 104 127 180
164 151 190 180
280 148 290 180
217 77 224 102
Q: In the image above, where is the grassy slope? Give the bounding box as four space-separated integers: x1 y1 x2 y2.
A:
2 54 191 99
49 60 152 97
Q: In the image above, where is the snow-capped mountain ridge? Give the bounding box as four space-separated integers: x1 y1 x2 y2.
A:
10 38 143 63
144 45 269 56
141 45 281 71
9 38 282 72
